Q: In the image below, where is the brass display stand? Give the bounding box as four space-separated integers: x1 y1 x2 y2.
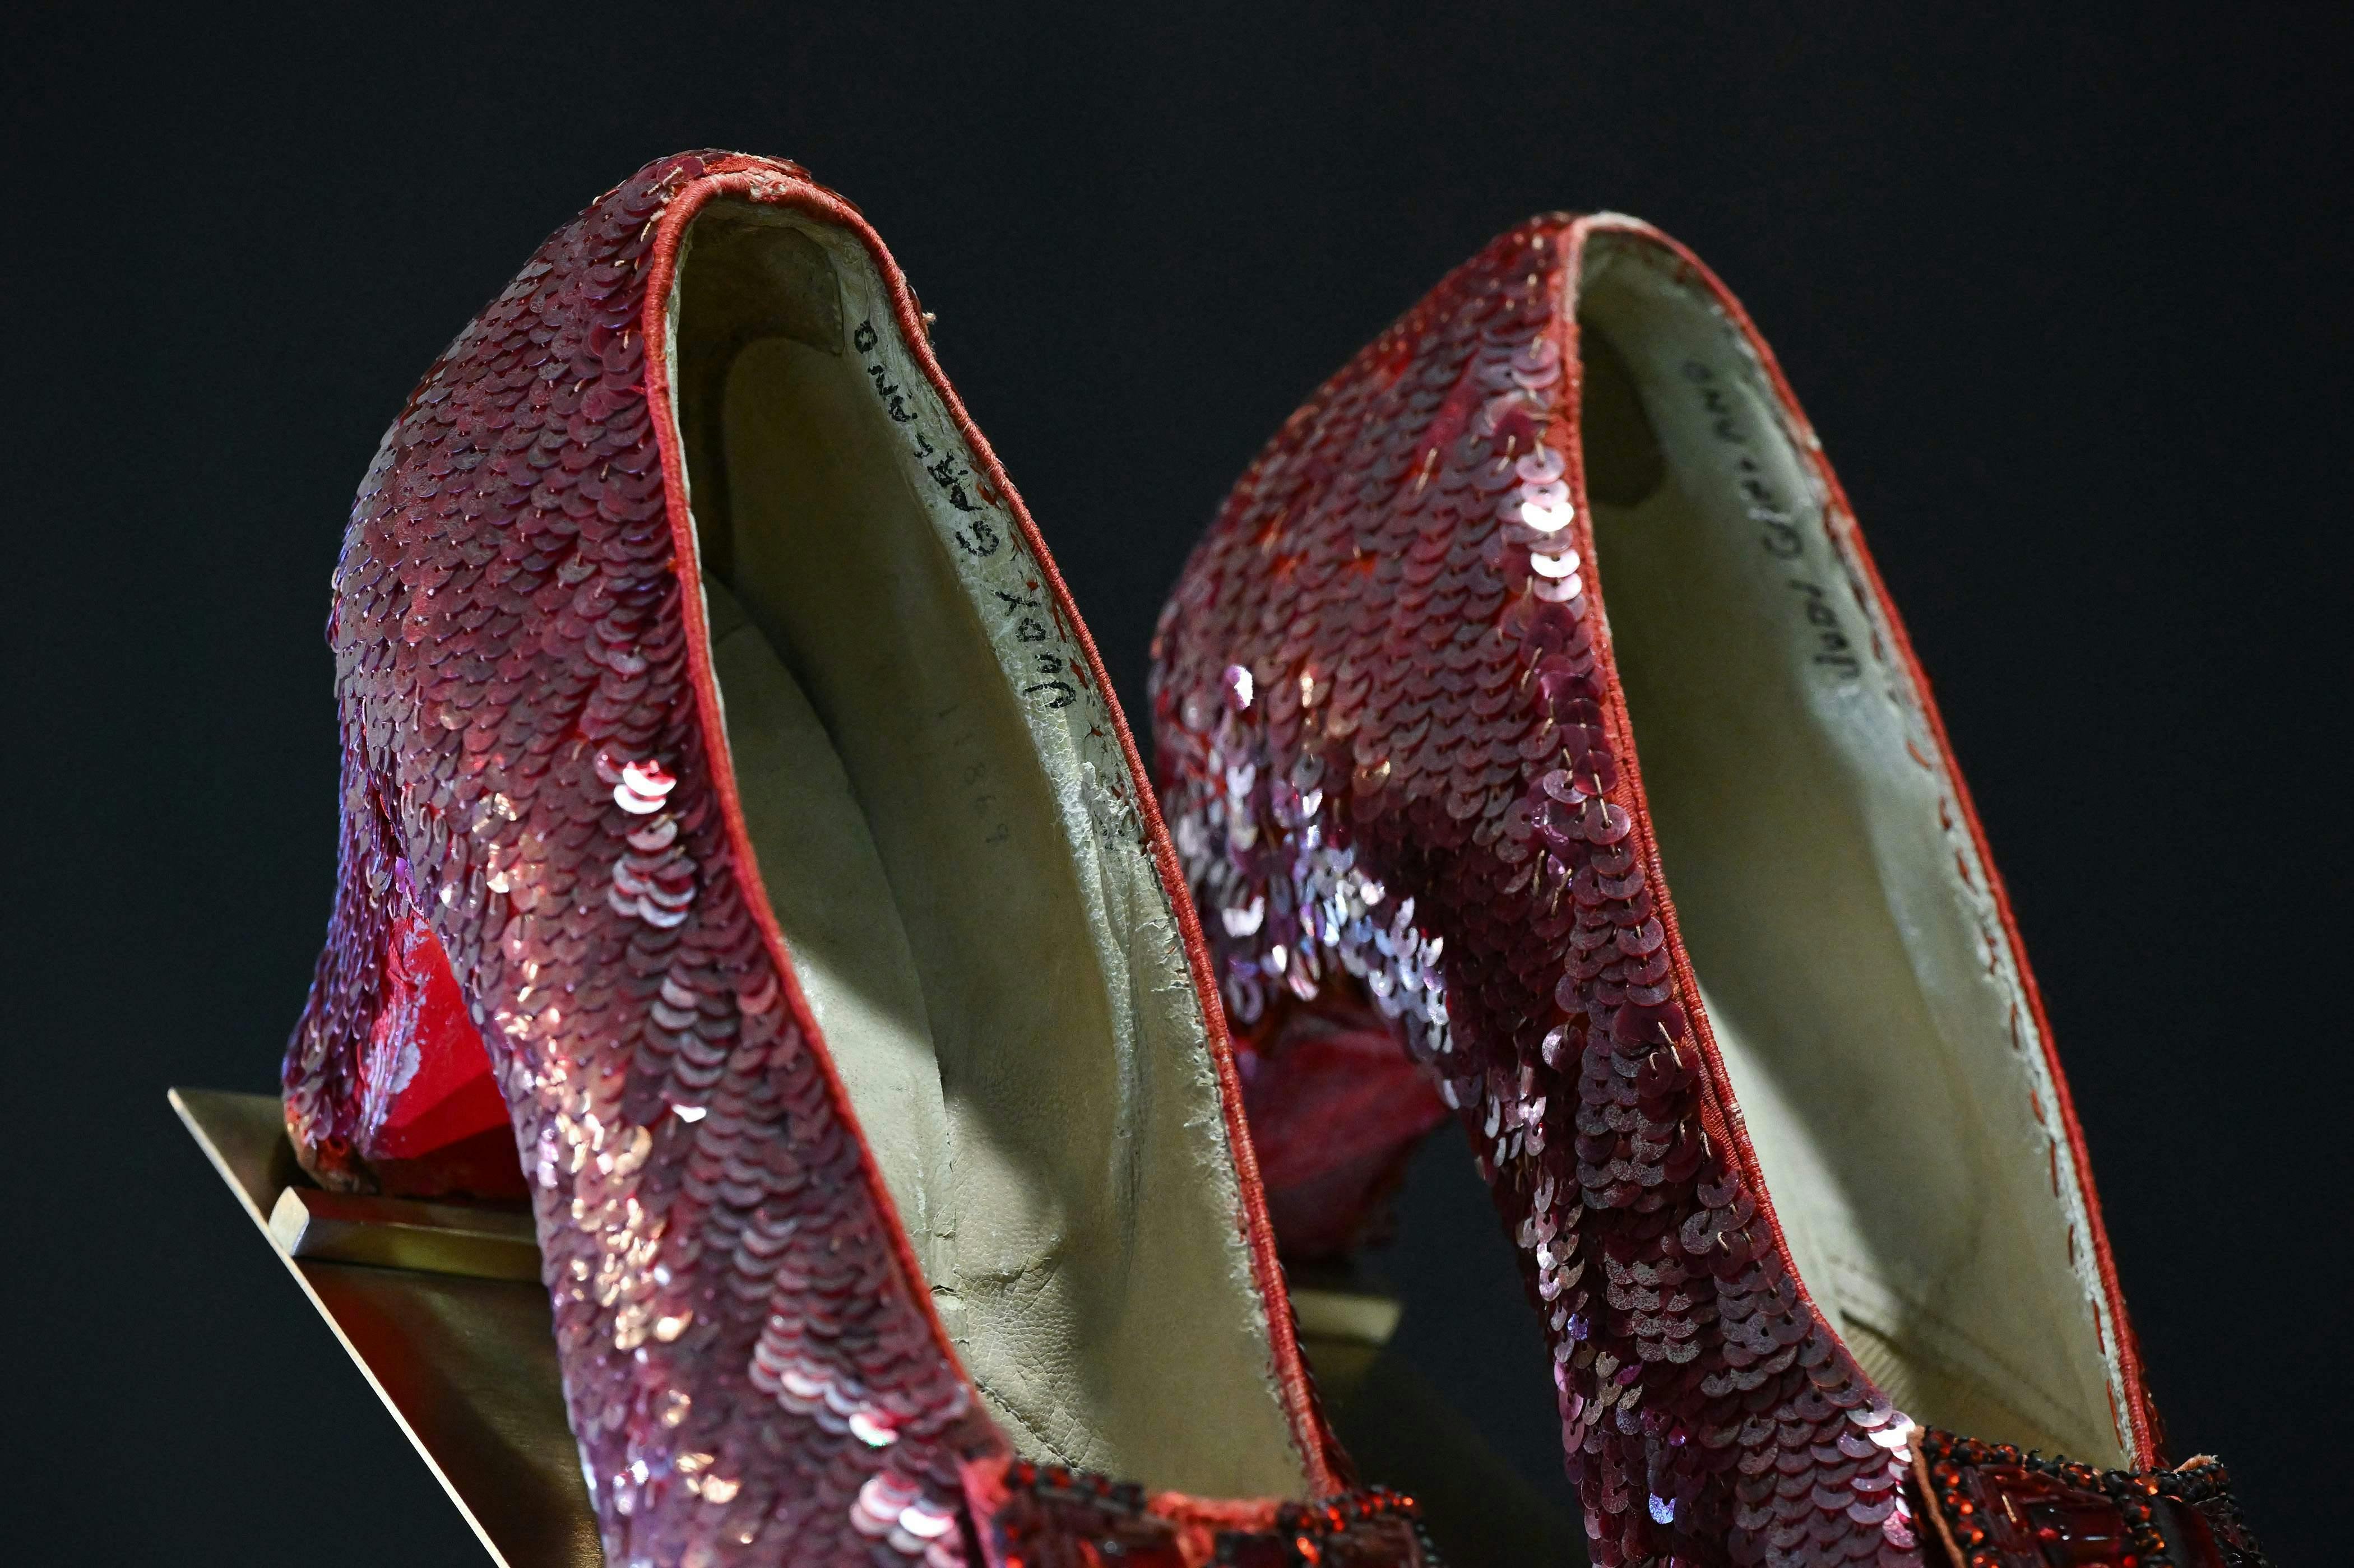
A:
172 1089 601 1568
173 1088 1582 1568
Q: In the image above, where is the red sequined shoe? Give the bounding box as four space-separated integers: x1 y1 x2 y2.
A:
279 150 1439 1568
1150 216 2269 1567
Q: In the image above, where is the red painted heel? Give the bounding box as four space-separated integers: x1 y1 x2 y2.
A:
284 746 518 1198
1230 991 1448 1260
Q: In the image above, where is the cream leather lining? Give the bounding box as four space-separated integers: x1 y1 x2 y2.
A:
1575 231 2130 1464
666 201 1309 1498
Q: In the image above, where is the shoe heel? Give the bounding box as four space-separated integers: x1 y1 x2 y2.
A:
1238 990 1451 1259
283 746 521 1198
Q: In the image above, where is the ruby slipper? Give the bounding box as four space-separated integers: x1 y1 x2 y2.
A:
1150 215 2268 1567
277 150 1442 1568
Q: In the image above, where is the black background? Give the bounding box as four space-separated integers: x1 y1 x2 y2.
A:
11 6 2348 1563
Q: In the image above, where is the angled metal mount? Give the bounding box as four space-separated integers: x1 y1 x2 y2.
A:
170 1088 599 1568
172 1088 1570 1568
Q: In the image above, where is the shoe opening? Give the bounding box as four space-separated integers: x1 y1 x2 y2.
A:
660 199 1312 1500
1573 229 2131 1466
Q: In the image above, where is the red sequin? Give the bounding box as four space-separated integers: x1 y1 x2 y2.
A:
277 152 1410 1568
1151 218 1920 1567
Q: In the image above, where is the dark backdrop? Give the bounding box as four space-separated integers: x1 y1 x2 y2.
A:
11 6 2347 1563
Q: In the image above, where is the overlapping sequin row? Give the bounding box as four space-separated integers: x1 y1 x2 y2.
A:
284 153 1000 1567
1168 697 1452 1068
1152 220 1921 1567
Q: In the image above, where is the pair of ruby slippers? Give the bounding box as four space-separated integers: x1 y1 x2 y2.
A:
277 152 2264 1568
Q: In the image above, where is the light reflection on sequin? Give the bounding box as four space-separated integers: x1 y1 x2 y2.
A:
281 152 1033 1568
1151 216 1923 1567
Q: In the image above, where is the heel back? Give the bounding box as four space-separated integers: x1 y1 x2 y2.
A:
284 754 521 1199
